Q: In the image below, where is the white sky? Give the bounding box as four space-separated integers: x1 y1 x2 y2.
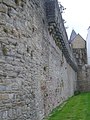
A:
59 0 90 40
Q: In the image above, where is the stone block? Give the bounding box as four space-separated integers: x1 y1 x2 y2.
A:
0 0 2 2
0 4 7 13
3 0 16 9
0 94 9 100
0 84 6 91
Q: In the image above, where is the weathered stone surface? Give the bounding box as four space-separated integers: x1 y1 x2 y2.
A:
3 0 16 8
0 4 7 13
78 65 90 92
0 0 2 3
0 0 77 120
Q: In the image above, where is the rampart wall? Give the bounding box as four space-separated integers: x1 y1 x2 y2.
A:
0 0 77 119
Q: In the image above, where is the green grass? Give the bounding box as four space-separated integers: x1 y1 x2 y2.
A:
45 92 90 120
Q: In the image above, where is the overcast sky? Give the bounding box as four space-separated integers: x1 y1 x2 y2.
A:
59 0 90 40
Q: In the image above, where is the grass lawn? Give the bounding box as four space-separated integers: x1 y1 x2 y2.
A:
45 92 90 120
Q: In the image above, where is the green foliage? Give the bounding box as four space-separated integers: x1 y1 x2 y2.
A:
3 28 8 33
15 0 20 5
74 90 81 96
2 46 7 55
45 93 90 120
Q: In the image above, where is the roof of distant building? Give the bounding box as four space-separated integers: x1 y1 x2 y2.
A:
69 29 77 43
69 30 85 44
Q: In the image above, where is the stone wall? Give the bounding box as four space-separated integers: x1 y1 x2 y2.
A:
73 48 87 67
0 0 77 120
78 65 90 92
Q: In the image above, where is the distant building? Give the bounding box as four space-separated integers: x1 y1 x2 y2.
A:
69 29 77 43
69 30 87 67
86 27 90 65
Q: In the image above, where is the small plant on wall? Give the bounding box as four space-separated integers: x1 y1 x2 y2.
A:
3 28 8 34
2 46 8 56
15 0 20 5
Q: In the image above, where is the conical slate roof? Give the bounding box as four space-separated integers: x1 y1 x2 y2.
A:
69 30 77 43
